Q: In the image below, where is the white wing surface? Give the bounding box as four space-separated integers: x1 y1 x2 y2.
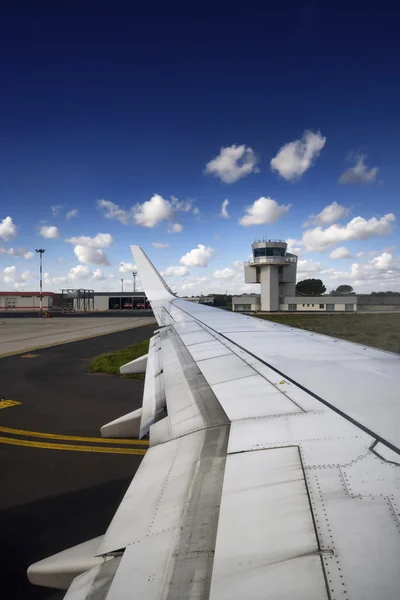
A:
29 245 400 600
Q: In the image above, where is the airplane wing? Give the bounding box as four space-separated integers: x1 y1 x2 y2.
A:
29 245 400 599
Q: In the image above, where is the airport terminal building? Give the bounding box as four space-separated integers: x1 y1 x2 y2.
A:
0 291 150 313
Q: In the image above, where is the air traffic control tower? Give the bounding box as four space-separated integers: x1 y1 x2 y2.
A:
244 240 298 311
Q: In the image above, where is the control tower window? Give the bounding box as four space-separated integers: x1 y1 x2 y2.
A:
253 247 285 258
254 248 266 257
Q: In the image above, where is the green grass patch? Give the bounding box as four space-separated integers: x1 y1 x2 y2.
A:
88 339 150 380
255 313 400 354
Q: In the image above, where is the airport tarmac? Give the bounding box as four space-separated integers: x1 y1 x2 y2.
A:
0 323 155 600
0 316 156 357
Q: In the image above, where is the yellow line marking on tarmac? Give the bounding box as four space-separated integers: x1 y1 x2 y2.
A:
21 353 39 358
0 425 149 446
0 400 22 409
0 436 147 454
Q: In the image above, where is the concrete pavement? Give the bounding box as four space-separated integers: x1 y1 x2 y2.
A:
0 316 156 357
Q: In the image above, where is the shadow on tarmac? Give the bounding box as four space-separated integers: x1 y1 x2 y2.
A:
0 476 132 600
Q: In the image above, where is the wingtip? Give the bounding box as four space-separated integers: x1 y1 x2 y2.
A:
130 245 175 301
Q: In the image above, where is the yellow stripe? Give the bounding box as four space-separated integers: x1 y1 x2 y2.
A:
0 436 147 454
0 425 149 446
0 400 22 409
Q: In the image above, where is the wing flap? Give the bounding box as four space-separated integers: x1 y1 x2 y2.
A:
105 426 229 600
139 332 165 438
98 430 206 555
209 447 329 600
159 326 229 439
105 530 176 600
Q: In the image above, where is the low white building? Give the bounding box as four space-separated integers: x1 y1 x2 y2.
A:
232 295 261 312
232 295 357 313
0 292 53 311
280 296 357 312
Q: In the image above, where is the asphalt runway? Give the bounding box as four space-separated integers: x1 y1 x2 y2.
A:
0 324 155 600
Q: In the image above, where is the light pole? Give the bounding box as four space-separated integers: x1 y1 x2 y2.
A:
132 270 137 293
35 248 46 315
121 278 124 292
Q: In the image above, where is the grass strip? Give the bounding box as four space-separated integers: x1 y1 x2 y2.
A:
88 339 150 379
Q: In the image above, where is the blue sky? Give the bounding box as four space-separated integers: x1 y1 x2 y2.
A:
0 3 399 294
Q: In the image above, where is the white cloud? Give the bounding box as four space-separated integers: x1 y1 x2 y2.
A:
297 259 321 275
97 199 130 224
170 197 192 212
181 276 209 291
3 266 17 282
69 265 91 281
180 244 214 267
232 260 244 269
204 144 259 184
118 262 137 273
304 202 350 227
239 197 291 226
193 207 200 215
339 155 378 185
176 273 260 296
286 238 304 256
356 250 379 259
98 196 191 229
133 194 173 227
57 256 64 262
319 252 400 293
161 266 189 277
0 217 17 241
169 222 183 233
2 266 35 284
40 225 60 239
371 252 392 270
302 213 395 252
213 268 236 280
44 272 53 286
0 247 34 259
65 233 113 248
50 275 68 287
66 208 79 220
74 245 110 266
92 268 105 281
51 205 62 217
329 246 352 259
271 130 326 181
152 242 170 249
43 265 129 291
220 199 230 219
